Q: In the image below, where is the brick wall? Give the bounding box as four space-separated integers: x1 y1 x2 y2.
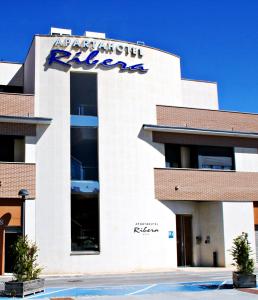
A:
157 105 258 133
154 168 258 201
0 123 36 136
0 163 35 198
0 93 34 117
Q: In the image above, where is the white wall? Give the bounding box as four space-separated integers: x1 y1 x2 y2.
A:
30 35 186 273
24 40 35 94
223 202 255 266
181 79 218 110
25 136 36 163
23 35 233 274
234 147 258 172
198 202 225 266
0 62 23 86
230 147 258 266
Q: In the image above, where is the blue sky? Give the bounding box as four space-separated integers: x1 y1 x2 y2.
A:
1 0 258 112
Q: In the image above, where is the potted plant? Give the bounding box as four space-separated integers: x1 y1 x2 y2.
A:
5 235 44 297
230 232 256 288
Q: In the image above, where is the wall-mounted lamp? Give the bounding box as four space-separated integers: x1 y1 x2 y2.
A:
196 236 202 244
205 236 211 244
18 189 29 237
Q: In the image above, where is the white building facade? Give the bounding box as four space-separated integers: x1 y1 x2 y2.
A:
0 29 258 274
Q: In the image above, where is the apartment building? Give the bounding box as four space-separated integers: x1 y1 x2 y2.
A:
0 28 258 274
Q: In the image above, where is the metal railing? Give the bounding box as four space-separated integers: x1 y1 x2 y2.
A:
71 156 98 181
71 104 97 116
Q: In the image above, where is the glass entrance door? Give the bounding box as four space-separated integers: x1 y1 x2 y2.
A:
176 215 193 266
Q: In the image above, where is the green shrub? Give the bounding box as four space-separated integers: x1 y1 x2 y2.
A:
12 235 42 282
230 232 255 274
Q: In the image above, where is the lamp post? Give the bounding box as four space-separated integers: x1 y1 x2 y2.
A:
18 189 29 237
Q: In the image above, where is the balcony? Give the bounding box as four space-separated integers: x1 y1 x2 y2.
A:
71 157 99 194
0 92 34 117
154 168 258 201
0 163 35 198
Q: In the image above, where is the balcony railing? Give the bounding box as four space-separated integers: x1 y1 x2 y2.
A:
0 162 35 198
71 156 98 181
154 168 258 201
71 104 97 117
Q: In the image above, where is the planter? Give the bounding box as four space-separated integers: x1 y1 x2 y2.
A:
4 278 45 297
233 271 257 288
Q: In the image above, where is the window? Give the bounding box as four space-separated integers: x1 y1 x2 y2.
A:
71 127 98 181
71 194 99 252
0 85 23 93
70 72 99 253
0 136 25 162
165 144 181 168
197 146 234 170
70 73 97 116
165 144 235 170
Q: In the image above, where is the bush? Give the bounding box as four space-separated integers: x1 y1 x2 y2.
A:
12 235 42 282
230 232 255 274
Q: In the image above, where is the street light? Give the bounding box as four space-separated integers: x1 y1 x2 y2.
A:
18 189 29 200
18 189 29 236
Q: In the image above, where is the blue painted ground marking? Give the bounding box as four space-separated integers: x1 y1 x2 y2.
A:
0 280 242 299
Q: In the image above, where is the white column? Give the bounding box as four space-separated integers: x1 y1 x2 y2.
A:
24 199 36 242
25 136 36 163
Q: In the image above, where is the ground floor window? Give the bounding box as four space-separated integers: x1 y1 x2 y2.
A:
71 194 99 252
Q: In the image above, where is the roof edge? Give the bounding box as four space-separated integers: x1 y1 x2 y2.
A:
156 105 258 117
181 78 217 84
35 34 181 59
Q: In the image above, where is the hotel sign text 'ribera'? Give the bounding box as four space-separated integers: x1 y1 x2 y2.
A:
48 38 149 73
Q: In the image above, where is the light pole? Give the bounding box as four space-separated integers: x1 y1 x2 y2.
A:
18 189 29 237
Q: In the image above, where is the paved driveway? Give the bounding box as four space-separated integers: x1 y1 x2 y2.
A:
1 268 258 299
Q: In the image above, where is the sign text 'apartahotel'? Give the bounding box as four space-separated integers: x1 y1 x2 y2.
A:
53 38 144 57
48 38 148 73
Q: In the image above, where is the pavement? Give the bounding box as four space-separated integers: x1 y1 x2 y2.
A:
1 268 258 299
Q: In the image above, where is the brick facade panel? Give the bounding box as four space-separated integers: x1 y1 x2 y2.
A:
0 93 34 117
154 168 258 201
0 163 35 199
0 123 36 136
157 106 258 133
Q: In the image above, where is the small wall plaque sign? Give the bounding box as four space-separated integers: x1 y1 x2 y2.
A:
168 231 174 238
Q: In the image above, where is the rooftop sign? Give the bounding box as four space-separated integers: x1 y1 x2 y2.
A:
48 38 148 73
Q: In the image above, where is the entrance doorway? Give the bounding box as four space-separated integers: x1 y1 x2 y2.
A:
5 230 21 273
0 200 22 274
176 215 193 266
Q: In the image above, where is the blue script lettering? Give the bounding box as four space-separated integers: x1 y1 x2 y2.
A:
48 49 148 73
48 49 71 66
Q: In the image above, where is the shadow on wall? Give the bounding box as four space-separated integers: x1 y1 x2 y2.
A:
43 53 70 73
8 65 24 86
0 213 11 227
36 124 51 143
137 126 164 155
